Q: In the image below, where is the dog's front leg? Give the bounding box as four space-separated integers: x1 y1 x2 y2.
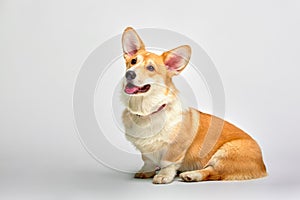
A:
134 154 157 179
152 161 179 184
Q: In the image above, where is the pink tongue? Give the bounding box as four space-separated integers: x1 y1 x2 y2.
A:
125 85 140 94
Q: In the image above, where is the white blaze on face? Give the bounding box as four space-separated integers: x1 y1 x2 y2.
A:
125 55 144 86
125 56 164 88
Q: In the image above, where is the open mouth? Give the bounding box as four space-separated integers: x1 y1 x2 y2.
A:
124 82 151 94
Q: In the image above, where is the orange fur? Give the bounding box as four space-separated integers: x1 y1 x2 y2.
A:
179 110 267 181
121 27 267 184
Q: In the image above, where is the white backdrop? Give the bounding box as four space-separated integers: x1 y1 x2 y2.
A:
0 0 300 199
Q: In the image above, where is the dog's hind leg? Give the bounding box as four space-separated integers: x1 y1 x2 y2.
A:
179 166 220 182
180 139 267 182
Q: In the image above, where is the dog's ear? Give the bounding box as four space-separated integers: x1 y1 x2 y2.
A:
122 27 145 57
162 45 191 76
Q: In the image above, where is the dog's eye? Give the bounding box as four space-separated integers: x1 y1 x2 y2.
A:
131 58 137 65
147 65 155 71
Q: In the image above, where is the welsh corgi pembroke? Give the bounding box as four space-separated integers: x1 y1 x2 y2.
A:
121 27 267 184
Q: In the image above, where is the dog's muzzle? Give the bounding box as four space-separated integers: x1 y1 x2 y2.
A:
125 70 136 80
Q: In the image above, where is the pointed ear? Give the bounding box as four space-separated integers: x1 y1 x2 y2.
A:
162 45 191 76
122 27 145 57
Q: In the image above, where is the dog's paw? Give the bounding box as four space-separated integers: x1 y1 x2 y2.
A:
179 171 203 182
134 171 156 179
152 174 174 184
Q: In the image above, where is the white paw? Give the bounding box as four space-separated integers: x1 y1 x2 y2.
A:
179 171 203 182
152 174 174 184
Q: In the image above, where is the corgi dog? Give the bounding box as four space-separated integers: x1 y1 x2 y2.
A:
121 27 267 184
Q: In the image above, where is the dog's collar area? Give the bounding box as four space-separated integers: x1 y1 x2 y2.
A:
152 104 166 115
136 104 167 117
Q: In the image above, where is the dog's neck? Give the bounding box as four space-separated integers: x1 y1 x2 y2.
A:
126 94 168 116
135 103 167 117
124 94 184 120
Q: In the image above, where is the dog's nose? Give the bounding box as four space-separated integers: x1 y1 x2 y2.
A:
125 70 136 80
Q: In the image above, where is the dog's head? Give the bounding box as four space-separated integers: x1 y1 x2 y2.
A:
121 27 191 116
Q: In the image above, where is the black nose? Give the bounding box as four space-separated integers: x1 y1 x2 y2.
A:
125 70 136 80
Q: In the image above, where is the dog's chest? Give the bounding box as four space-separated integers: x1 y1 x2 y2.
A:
123 109 181 153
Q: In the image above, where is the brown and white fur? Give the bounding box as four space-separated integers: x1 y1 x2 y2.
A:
121 27 267 184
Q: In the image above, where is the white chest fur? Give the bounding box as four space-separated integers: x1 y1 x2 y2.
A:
122 101 184 154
